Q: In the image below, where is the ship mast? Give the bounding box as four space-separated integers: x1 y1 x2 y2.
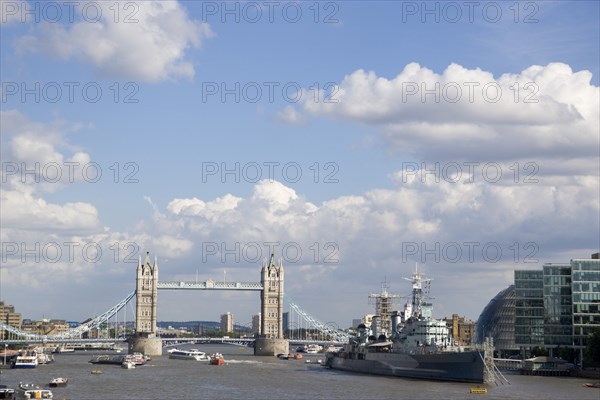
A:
403 263 431 320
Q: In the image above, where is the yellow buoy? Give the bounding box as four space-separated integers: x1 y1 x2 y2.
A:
470 387 487 394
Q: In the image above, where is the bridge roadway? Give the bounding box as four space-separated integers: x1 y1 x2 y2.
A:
0 337 346 347
157 281 263 290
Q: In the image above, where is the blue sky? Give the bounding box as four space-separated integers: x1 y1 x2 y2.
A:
1 1 599 327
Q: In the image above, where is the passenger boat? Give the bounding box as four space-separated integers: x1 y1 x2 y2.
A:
325 266 494 384
16 383 53 399
11 351 38 369
121 359 136 369
0 385 15 399
48 378 67 388
168 349 210 361
210 353 225 366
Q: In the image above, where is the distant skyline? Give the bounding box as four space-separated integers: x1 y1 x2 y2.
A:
1 1 599 328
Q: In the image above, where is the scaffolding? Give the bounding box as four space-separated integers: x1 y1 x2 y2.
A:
368 281 400 336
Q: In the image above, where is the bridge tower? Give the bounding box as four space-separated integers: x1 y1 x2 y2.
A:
128 252 162 356
255 254 288 355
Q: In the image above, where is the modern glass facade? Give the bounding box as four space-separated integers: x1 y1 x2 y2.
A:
476 285 516 354
543 264 572 347
514 270 544 346
571 259 600 349
510 255 600 358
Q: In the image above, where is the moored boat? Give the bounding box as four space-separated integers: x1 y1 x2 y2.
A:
53 346 74 354
169 349 210 361
89 354 126 365
11 351 38 369
37 353 54 365
325 266 494 384
121 360 136 369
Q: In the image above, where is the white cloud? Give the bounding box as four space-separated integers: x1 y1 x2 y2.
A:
276 105 307 125
302 62 599 166
1 110 92 191
15 1 213 82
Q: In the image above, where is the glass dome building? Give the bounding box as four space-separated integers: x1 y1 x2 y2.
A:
476 285 517 357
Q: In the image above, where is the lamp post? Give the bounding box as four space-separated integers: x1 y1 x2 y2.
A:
3 343 7 366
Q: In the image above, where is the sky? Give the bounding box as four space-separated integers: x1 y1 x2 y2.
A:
0 0 599 329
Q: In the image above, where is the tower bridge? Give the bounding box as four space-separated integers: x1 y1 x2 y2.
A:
1 252 351 355
131 252 286 356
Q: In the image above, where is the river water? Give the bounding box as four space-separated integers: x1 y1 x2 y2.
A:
0 344 598 400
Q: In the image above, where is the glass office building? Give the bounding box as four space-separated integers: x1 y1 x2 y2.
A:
514 270 544 346
543 264 573 347
510 254 599 362
571 259 600 349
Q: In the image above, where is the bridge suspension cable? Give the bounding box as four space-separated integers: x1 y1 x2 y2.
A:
0 291 135 341
286 296 351 342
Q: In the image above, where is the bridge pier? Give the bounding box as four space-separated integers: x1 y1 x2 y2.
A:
254 337 289 356
128 335 162 356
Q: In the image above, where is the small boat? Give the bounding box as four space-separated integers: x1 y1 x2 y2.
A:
294 353 303 360
129 352 149 365
121 360 135 369
48 377 68 388
210 353 225 366
304 359 323 364
305 344 322 354
0 384 15 399
90 370 103 375
583 382 600 388
17 383 53 399
169 349 210 361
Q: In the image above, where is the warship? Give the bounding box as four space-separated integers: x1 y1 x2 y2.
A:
325 266 495 383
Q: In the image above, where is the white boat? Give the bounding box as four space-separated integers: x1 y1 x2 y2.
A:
129 353 149 365
37 353 54 365
168 348 210 361
48 377 67 388
121 360 135 369
12 351 38 369
305 344 322 354
53 346 74 353
16 383 53 399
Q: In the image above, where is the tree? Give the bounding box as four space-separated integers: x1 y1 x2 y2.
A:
530 346 549 357
584 329 600 367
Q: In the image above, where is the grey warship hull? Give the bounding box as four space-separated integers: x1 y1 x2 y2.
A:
326 350 487 383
